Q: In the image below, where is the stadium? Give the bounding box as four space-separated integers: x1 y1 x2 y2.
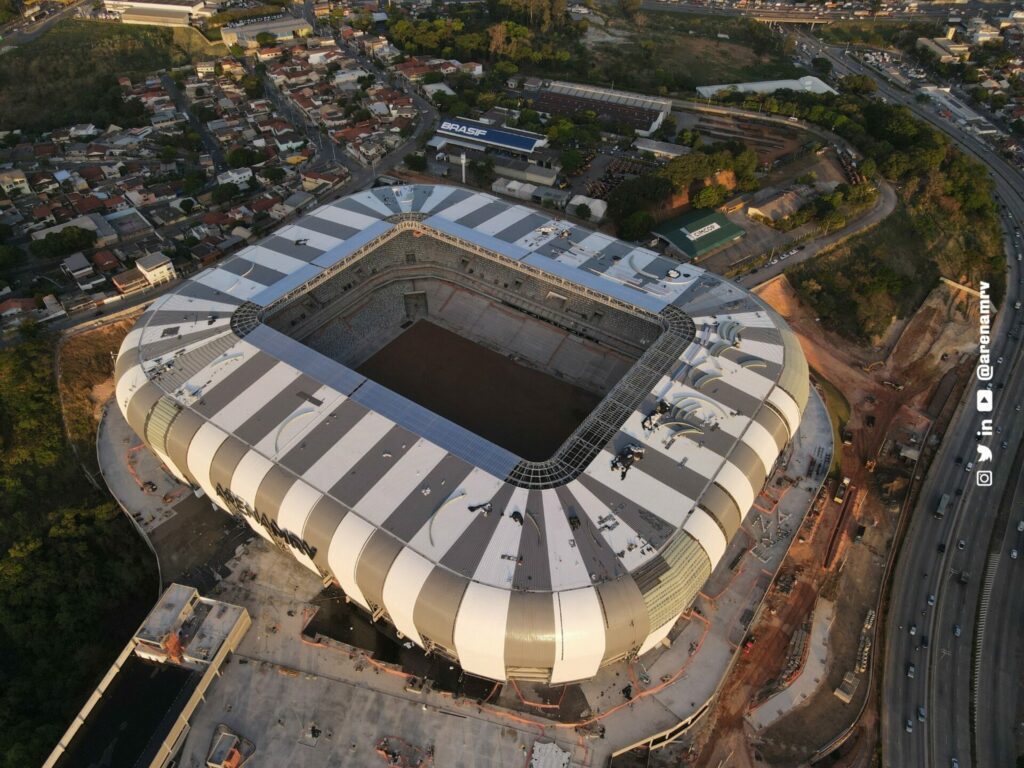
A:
115 184 809 684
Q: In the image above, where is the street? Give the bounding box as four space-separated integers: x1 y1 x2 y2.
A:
801 37 1024 768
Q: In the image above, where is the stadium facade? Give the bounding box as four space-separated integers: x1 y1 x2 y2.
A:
115 184 808 684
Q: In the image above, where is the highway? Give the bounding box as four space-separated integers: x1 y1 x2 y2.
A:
801 35 1024 768
639 0 1016 24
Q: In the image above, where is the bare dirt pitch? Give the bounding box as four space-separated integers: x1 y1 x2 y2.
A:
690 275 977 768
356 320 603 460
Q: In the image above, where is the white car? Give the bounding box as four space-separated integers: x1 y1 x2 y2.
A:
1012 549 1019 560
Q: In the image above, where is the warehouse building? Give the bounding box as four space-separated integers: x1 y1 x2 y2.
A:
653 209 746 261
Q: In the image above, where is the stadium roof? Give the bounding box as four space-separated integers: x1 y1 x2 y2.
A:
653 209 746 260
116 185 807 684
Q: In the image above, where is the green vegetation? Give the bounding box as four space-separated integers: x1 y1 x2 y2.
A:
789 207 933 340
0 333 155 767
812 368 850 477
704 87 1002 341
404 153 427 172
815 20 941 48
582 13 804 95
0 21 221 133
28 226 97 259
607 143 757 236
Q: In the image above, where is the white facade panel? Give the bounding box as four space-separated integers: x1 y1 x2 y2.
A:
474 205 531 236
276 480 322 573
587 451 692 528
208 362 301 433
151 444 190 486
566 480 655 572
239 244 310 276
231 450 275 507
713 461 756 518
417 184 458 213
254 385 346 459
313 203 384 231
193 267 266 300
277 223 343 252
638 617 677 656
354 439 448 525
551 588 606 683
301 410 392 490
767 387 801 438
185 421 229 500
407 468 505 561
472 487 528 588
381 547 435 645
735 338 784 365
116 364 150 413
741 420 779 477
453 582 510 680
542 489 593 591
684 506 728 567
327 513 376 609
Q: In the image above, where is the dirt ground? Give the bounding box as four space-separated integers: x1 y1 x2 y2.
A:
690 276 977 767
58 318 137 468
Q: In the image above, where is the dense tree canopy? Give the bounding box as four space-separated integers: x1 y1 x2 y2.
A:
0 335 155 767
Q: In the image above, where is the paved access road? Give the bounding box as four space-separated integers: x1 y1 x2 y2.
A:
801 36 1024 768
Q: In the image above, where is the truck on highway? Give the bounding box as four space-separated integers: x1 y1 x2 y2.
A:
934 492 950 520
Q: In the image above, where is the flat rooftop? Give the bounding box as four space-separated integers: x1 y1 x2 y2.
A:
53 656 199 768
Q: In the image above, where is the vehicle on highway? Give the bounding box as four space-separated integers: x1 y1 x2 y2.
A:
965 461 974 473
907 662 915 678
905 719 913 733
927 594 936 606
1002 441 1008 449
934 492 950 519
1012 549 1019 560
920 635 928 649
938 542 946 553
953 624 961 637
951 759 959 768
918 705 926 722
909 623 917 636
1018 520 1024 532
957 539 966 550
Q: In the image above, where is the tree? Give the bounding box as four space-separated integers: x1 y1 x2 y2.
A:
692 184 727 209
560 149 585 175
618 0 641 17
179 198 195 214
263 166 286 183
28 226 97 259
212 182 239 205
620 210 654 241
575 203 591 220
839 74 876 95
405 153 427 172
812 57 833 77
255 32 277 48
227 146 262 168
0 243 22 272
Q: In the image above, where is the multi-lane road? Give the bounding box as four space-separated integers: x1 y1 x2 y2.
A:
800 36 1024 768
640 0 1017 24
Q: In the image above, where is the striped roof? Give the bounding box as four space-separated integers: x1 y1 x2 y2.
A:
115 184 809 682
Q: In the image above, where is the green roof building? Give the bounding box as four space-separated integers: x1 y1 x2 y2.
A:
653 209 745 261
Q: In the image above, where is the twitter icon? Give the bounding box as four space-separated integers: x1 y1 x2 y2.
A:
976 445 993 463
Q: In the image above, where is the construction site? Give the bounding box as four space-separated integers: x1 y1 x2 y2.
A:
688 274 980 767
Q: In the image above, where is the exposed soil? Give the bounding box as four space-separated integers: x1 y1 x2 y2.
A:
690 276 977 767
